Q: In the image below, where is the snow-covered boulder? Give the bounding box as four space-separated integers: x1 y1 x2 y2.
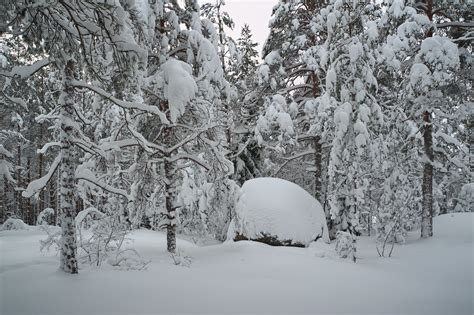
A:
227 177 330 247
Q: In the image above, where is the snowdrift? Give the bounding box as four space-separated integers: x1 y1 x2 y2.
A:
1 218 29 231
228 177 330 247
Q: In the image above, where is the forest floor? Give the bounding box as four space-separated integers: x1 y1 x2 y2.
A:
1 213 472 315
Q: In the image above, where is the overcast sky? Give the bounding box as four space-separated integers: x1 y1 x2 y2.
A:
199 0 276 58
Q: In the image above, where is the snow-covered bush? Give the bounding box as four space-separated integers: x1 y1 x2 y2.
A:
178 171 241 242
1 218 28 231
335 231 356 262
37 208 55 225
39 225 61 252
75 208 147 269
454 183 473 212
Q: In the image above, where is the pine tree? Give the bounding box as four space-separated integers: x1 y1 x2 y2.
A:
5 0 146 273
257 0 330 204
385 0 463 238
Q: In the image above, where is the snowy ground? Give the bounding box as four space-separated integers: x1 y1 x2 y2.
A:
1 213 472 315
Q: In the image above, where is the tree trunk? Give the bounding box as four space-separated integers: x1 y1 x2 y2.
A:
26 157 32 224
1 175 6 223
59 59 79 274
367 189 372 237
38 123 45 217
161 99 177 253
314 136 322 201
421 111 433 238
15 125 22 219
164 156 176 253
49 169 58 224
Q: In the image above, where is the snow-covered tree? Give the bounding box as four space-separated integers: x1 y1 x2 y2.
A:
302 1 383 243
5 0 147 273
0 144 16 222
257 0 330 203
97 0 235 252
234 24 259 87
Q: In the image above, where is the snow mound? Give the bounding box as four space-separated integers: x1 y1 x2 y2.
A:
228 177 330 247
1 218 29 231
161 59 198 123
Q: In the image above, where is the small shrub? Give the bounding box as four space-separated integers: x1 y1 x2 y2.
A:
335 231 356 262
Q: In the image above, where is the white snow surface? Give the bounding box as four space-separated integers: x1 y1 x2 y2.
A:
228 177 330 246
1 213 473 314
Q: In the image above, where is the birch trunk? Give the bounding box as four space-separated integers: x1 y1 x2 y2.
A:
161 100 176 253
59 59 78 274
164 149 176 253
38 124 45 217
15 125 22 219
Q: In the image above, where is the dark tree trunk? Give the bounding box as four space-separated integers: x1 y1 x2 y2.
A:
26 157 32 224
49 169 58 224
314 136 322 201
1 175 7 223
420 0 434 238
421 111 434 238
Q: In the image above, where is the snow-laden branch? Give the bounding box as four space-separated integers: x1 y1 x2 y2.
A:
124 113 167 154
75 207 105 230
434 131 462 148
22 154 61 198
166 154 210 170
37 142 60 154
278 83 313 94
436 22 474 29
273 149 316 176
98 139 141 151
297 134 319 142
0 145 14 158
71 80 169 124
199 134 234 176
2 93 28 111
75 166 131 201
229 138 251 159
287 67 314 78
167 124 218 154
0 161 15 184
0 58 50 78
72 137 106 158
